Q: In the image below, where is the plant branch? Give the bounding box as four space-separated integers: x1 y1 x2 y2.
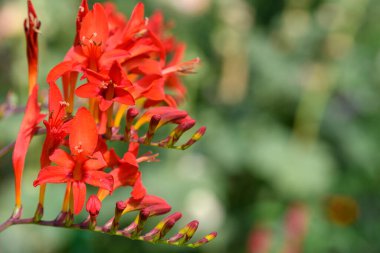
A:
0 212 216 248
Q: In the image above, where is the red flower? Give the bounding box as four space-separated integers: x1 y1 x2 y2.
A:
13 85 45 207
34 107 113 214
96 138 146 202
127 45 199 107
76 61 134 111
40 83 72 168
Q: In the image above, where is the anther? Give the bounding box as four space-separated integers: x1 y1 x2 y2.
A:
59 101 70 107
74 142 83 154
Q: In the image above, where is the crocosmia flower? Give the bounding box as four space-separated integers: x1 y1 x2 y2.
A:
34 108 113 214
1 0 216 248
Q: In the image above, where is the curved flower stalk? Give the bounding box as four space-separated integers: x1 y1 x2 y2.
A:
0 0 217 249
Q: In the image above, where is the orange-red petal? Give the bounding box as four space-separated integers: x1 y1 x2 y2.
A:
69 107 98 156
84 171 114 191
83 151 107 171
72 181 87 214
33 166 71 186
131 173 146 200
80 3 108 52
49 149 75 169
75 83 100 98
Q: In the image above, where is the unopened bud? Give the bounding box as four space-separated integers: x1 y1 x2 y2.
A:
110 201 127 233
144 115 161 144
179 126 206 150
167 120 196 147
86 195 102 217
168 220 199 245
142 212 182 242
124 210 150 237
125 107 139 141
189 232 218 248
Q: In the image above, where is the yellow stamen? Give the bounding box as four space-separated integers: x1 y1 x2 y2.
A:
61 183 71 212
114 104 127 128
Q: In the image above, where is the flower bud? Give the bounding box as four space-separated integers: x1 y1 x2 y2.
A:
86 195 102 217
179 126 206 150
168 220 199 245
125 107 139 141
144 115 161 144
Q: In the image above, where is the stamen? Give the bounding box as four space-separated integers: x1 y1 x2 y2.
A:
59 101 70 107
99 81 108 89
74 142 84 154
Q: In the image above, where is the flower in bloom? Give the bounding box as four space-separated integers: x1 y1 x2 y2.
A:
76 61 134 112
40 83 72 168
34 107 113 214
96 136 146 201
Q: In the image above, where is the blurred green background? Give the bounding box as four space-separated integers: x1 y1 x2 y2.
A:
1 0 380 252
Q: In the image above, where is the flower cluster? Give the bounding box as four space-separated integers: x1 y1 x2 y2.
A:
1 0 216 248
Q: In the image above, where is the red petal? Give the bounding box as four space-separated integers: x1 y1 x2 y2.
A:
122 151 138 167
49 149 75 169
72 181 87 214
86 68 108 84
99 99 113 111
69 107 98 156
135 74 160 90
46 60 81 84
48 82 64 117
139 78 165 101
75 83 100 98
83 151 107 171
80 3 108 51
102 148 120 167
131 173 146 200
134 107 187 129
99 49 130 68
137 59 162 75
124 195 170 215
114 88 135 106
33 166 71 186
127 42 159 60
74 0 89 46
123 2 145 41
109 164 138 190
169 43 186 66
83 171 113 191
108 61 126 85
165 94 179 107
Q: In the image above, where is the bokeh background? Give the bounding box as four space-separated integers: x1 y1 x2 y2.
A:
0 0 380 252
